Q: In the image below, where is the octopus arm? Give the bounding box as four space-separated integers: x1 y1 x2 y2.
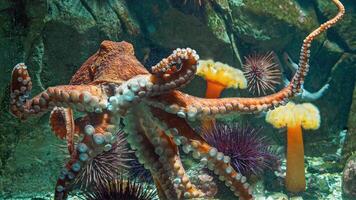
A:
148 48 200 94
54 112 118 199
50 107 75 155
148 0 345 121
124 110 181 199
10 63 108 120
151 108 254 200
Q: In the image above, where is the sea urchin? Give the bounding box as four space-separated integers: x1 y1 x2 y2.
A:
128 157 153 183
243 52 281 96
201 123 278 176
74 130 132 190
84 177 157 200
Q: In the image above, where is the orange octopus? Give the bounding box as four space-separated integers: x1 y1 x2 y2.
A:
9 1 344 199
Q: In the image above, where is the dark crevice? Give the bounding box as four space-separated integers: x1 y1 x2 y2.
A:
12 0 28 30
123 0 153 40
108 1 128 36
79 0 97 21
208 1 243 67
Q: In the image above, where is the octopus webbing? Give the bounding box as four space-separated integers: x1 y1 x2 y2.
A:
9 1 344 199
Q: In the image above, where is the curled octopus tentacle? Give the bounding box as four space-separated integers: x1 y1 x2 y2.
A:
10 63 108 119
149 48 199 92
106 47 198 113
50 107 75 155
151 108 253 200
147 0 345 121
54 112 117 200
107 46 199 113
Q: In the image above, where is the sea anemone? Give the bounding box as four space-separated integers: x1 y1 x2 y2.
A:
84 177 157 200
201 123 278 176
197 59 247 98
243 52 281 96
197 60 247 129
266 102 320 192
74 131 132 190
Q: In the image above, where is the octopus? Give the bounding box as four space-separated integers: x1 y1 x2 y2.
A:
9 1 344 199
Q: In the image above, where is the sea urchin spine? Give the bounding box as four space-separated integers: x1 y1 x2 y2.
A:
243 52 281 96
202 123 279 177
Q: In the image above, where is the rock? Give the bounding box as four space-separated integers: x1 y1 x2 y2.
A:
266 192 288 200
343 87 356 163
305 171 342 199
0 124 63 195
315 0 356 51
255 195 267 200
230 0 322 50
137 1 237 64
342 154 356 200
305 53 356 156
290 197 303 200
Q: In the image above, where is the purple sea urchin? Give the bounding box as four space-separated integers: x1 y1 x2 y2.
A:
74 131 132 190
84 177 157 200
202 123 278 176
128 158 153 183
243 52 281 96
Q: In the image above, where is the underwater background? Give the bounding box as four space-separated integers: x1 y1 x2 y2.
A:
0 0 355 200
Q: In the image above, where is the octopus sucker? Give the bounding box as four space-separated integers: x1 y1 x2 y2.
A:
8 1 345 199
124 112 179 199
54 112 119 199
50 107 75 155
151 107 253 199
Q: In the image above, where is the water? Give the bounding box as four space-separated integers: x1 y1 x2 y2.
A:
0 0 355 200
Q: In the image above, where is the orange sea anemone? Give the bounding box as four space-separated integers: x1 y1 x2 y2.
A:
197 59 247 98
266 102 320 193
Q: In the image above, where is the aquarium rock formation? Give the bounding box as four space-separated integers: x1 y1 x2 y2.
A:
342 153 356 199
